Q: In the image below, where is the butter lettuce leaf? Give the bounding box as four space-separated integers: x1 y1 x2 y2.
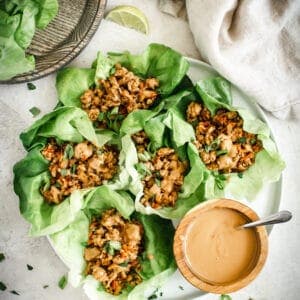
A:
50 187 175 299
0 0 58 80
13 107 130 236
163 77 285 201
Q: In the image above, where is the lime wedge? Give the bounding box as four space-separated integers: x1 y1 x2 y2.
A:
106 5 149 34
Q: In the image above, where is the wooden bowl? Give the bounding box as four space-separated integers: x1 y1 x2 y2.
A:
1 0 107 84
174 198 268 294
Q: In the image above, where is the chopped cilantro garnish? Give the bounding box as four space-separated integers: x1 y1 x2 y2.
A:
154 178 161 187
43 285 49 289
0 282 7 291
29 106 41 117
60 169 68 176
148 295 158 300
98 112 105 121
0 253 5 262
27 264 33 270
250 138 256 145
104 241 121 256
237 172 243 178
179 285 184 290
216 149 228 156
64 144 74 159
58 275 67 289
10 290 20 295
220 295 232 300
205 138 220 152
80 242 88 247
119 262 128 267
237 137 246 144
71 164 77 174
27 82 36 90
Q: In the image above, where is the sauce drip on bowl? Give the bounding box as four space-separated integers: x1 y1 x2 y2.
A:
183 207 259 284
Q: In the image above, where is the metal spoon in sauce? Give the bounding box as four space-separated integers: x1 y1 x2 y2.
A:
240 210 292 229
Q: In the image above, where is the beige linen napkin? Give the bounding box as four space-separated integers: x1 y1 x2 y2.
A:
161 0 300 119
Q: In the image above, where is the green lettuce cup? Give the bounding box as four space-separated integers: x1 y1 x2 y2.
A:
161 77 285 201
13 107 131 236
120 103 206 219
49 186 176 300
55 43 189 132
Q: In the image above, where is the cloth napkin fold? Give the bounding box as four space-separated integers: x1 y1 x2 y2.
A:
160 0 300 119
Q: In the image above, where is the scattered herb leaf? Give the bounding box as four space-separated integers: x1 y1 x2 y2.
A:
27 82 36 90
179 285 184 290
43 285 49 289
216 149 228 156
64 144 74 159
159 292 163 297
54 182 61 188
154 178 161 187
80 242 88 247
71 164 77 174
205 138 220 152
58 275 67 289
110 107 119 115
220 295 232 300
27 264 33 270
237 137 246 144
250 138 256 145
148 295 157 300
104 241 121 256
0 282 7 291
60 169 68 177
98 112 105 121
237 172 243 178
119 262 128 267
10 290 20 295
0 253 5 262
29 106 41 117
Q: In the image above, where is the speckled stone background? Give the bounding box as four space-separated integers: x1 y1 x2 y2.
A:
0 1 299 299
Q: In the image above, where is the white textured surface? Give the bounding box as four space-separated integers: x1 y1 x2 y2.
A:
0 1 299 299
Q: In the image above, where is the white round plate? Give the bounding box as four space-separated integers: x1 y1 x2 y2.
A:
49 57 282 300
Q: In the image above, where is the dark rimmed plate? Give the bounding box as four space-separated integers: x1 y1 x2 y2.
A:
1 0 107 84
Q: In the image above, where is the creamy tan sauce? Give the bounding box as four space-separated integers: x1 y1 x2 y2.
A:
184 208 258 284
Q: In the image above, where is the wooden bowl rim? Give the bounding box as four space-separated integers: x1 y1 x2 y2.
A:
173 198 269 294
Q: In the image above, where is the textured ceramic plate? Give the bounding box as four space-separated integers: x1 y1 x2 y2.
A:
49 58 282 300
1 0 107 84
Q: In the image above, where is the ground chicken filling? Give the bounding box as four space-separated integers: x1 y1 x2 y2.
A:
186 102 263 173
41 139 119 204
80 63 159 127
84 209 143 295
132 131 187 209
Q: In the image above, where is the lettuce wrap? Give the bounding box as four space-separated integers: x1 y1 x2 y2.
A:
13 107 131 236
49 185 176 300
161 77 285 201
0 0 58 80
55 43 189 132
120 100 206 219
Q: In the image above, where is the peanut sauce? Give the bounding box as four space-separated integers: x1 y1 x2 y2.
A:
184 207 259 284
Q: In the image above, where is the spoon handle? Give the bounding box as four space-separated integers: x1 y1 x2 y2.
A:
242 210 292 228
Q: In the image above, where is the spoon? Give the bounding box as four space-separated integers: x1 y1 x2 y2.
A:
240 210 292 229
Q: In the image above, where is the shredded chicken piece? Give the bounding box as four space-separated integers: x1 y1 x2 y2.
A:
186 102 263 173
84 209 143 295
41 139 119 204
80 64 159 127
132 131 187 209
